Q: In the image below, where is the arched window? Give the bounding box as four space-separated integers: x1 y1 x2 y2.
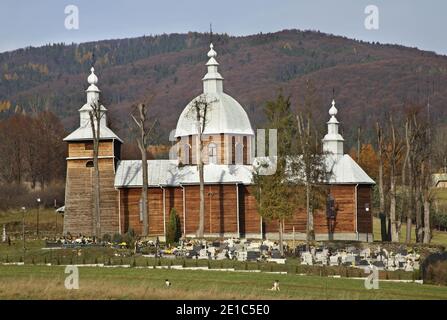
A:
86 161 94 168
208 143 218 164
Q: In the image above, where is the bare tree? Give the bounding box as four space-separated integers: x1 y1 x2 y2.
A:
357 126 361 163
376 122 389 241
131 103 157 237
188 95 212 238
405 108 432 243
421 160 432 244
403 118 413 243
89 101 104 239
388 116 404 242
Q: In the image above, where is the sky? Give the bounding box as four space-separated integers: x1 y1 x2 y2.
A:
0 0 445 55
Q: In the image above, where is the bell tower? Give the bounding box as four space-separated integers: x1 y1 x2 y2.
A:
63 68 123 237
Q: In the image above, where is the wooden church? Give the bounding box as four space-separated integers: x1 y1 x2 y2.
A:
63 44 375 241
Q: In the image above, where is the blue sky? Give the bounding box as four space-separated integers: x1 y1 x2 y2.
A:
0 0 445 54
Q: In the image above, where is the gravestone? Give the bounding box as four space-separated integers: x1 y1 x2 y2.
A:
247 251 261 261
301 252 313 265
329 255 340 266
372 261 385 270
236 250 247 262
271 250 282 259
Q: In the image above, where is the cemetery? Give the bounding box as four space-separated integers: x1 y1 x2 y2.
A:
1 232 442 283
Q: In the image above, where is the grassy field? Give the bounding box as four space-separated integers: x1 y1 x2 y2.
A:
1 210 447 300
0 265 446 300
0 208 62 237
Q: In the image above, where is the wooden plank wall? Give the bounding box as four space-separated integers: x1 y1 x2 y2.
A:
238 186 261 235
263 185 358 234
119 188 164 236
165 187 184 225
178 134 252 165
64 157 119 236
117 184 372 238
119 185 239 237
184 185 238 235
68 141 115 158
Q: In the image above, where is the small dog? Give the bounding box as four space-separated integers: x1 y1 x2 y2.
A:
270 280 280 291
165 279 171 288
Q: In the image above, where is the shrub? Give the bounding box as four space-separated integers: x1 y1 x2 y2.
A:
166 208 181 245
422 252 447 285
102 234 112 243
112 233 123 244
123 229 137 248
424 261 447 285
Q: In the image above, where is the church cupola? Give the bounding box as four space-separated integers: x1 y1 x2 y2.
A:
202 43 224 94
79 67 107 127
322 99 344 156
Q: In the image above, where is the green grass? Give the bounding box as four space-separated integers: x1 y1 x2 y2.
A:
0 208 63 238
373 217 447 246
0 265 445 300
434 189 447 202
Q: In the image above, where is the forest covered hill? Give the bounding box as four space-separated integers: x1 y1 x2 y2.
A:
1 29 446 147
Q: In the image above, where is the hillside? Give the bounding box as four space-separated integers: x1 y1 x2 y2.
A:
1 29 446 146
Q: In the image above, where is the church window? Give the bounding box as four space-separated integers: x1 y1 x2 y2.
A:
85 142 94 150
86 161 94 168
235 142 244 165
183 144 192 164
231 137 236 164
243 136 248 164
208 143 218 164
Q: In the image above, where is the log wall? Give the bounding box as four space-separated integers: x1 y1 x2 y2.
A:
68 141 115 158
63 140 120 237
260 185 371 235
117 183 373 239
64 157 119 236
177 134 252 165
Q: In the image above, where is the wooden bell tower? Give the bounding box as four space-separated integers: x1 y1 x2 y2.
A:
63 68 123 237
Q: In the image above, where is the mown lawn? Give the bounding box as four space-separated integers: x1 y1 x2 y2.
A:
0 265 446 300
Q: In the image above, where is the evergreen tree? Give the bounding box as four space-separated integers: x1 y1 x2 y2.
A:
253 91 298 256
166 208 181 245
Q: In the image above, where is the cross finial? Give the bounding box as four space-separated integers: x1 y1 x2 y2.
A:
329 99 338 117
208 43 217 58
88 67 98 85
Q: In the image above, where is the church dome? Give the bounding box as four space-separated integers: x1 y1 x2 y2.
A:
174 44 254 137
